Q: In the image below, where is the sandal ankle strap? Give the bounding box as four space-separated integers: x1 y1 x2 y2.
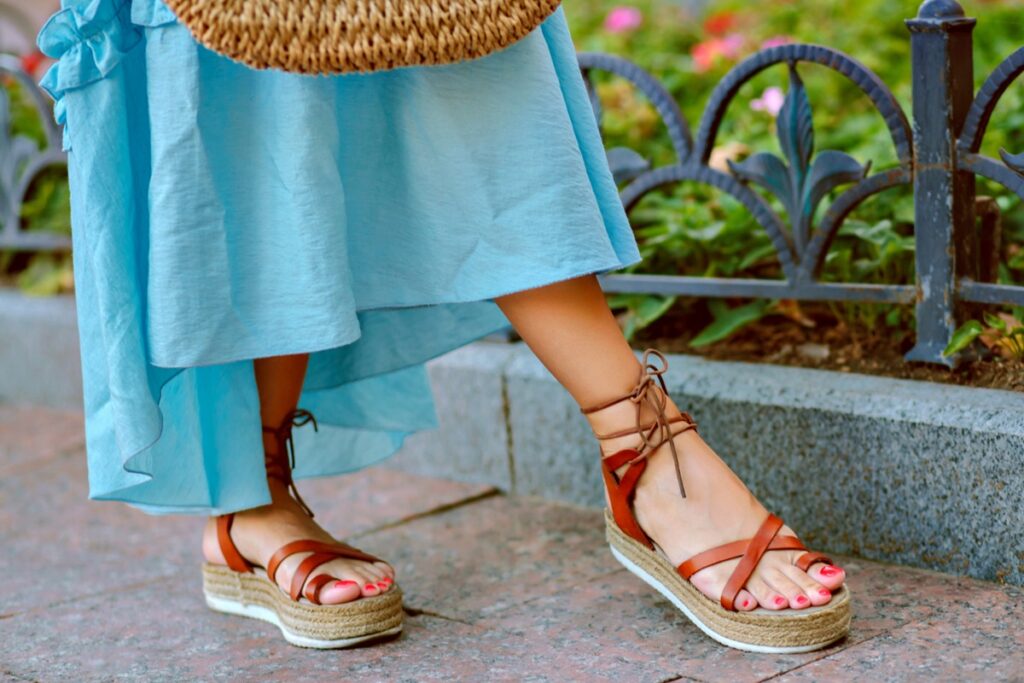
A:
580 349 697 499
263 408 318 518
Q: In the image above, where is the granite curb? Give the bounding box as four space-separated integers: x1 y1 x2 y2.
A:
389 341 1024 585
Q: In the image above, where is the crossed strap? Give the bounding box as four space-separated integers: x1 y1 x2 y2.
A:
676 513 834 610
216 514 384 604
580 349 834 611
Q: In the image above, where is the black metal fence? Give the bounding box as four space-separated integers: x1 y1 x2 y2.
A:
581 0 1024 366
2 0 1023 366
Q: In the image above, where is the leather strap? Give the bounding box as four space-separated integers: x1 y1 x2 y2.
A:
267 539 382 584
719 514 784 611
216 514 254 574
263 409 318 518
795 551 833 572
303 573 337 605
289 552 339 601
678 535 806 579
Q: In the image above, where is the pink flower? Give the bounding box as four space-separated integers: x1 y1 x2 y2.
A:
692 34 745 72
720 33 744 58
761 35 793 49
604 6 643 34
751 86 786 117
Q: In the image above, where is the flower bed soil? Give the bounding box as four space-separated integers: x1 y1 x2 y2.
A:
632 306 1024 393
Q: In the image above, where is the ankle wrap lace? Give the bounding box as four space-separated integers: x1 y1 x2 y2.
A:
263 408 318 518
580 349 697 499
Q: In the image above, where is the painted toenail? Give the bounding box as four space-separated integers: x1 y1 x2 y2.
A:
365 583 376 590
376 581 387 588
335 580 357 587
743 599 751 607
796 595 808 604
819 588 831 597
381 577 393 584
774 596 786 606
820 566 840 576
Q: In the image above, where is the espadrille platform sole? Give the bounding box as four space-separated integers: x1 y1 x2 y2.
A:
605 509 851 654
202 563 404 649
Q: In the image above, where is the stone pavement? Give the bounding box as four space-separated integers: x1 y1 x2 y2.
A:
2 404 1022 682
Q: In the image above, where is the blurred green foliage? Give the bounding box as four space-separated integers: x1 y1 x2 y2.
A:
0 76 72 296
567 0 1024 347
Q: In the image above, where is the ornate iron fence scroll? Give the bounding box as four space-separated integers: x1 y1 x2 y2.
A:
0 54 68 252
580 0 1024 366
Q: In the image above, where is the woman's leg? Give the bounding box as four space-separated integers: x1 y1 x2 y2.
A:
495 274 846 611
201 353 395 604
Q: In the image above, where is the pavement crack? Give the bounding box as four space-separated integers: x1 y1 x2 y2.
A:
402 605 472 625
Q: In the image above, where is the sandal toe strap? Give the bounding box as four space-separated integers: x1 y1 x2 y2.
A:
795 551 833 572
676 513 808 611
302 573 338 605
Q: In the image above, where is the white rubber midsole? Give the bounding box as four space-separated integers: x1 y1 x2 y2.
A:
204 593 402 649
609 545 840 655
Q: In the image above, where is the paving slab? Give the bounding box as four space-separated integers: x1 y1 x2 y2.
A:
353 495 621 621
4 404 1022 682
0 402 84 475
776 582 1024 682
0 441 496 619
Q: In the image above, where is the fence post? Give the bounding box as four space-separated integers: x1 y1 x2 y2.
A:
905 0 978 366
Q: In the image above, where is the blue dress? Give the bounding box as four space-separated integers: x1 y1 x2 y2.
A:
36 0 642 515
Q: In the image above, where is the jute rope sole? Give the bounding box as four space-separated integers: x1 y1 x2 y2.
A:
605 509 851 653
162 0 564 75
202 563 404 649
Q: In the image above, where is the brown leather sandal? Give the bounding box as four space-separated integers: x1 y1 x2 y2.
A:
580 350 851 653
201 409 404 648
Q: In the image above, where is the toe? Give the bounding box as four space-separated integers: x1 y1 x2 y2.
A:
782 564 831 606
745 575 787 611
766 570 811 609
810 562 846 590
733 589 758 611
317 578 362 605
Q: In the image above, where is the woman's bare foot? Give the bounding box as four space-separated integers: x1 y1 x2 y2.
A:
202 479 396 605
589 397 846 612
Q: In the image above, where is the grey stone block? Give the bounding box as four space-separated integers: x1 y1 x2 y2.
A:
0 288 82 409
504 345 605 506
385 341 517 491
506 348 1024 585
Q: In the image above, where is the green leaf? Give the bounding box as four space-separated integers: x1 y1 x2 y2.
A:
690 300 772 348
942 320 984 357
983 311 1007 333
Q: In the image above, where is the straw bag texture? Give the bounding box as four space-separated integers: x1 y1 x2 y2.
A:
162 0 565 75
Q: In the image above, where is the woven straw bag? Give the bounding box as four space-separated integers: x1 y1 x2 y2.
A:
162 0 564 75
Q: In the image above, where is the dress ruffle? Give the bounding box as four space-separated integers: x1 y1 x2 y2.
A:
37 0 145 148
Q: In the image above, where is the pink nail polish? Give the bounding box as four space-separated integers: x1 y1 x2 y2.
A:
376 581 388 589
774 596 786 606
365 583 376 590
381 577 393 584
742 599 751 607
335 580 357 587
819 588 831 597
796 595 808 604
820 565 840 576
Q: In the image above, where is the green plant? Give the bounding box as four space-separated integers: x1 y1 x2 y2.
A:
944 311 1024 360
0 76 73 296
571 0 1024 352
